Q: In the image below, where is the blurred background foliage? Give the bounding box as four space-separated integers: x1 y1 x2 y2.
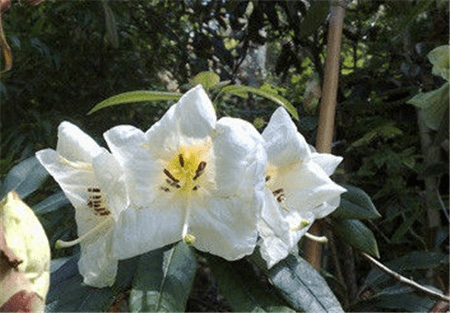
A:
1 0 448 311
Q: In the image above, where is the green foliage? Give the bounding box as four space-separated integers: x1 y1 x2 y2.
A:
331 184 381 220
129 242 197 312
207 255 295 312
331 219 380 258
251 252 344 313
88 91 182 115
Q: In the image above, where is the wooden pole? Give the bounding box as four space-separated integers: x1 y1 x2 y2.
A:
304 1 346 270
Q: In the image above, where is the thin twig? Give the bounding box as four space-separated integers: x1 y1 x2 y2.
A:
361 252 450 303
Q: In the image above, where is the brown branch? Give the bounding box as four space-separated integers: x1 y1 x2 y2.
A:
361 252 450 303
304 0 346 270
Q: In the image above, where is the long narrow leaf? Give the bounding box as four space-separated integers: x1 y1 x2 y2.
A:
221 85 299 120
33 191 70 215
207 254 295 312
88 91 182 115
129 242 197 312
0 156 49 200
251 251 344 313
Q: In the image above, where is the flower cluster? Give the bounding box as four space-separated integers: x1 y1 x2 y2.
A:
36 85 345 288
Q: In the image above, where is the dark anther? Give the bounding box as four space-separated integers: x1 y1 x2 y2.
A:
193 161 207 180
88 188 101 192
273 188 284 195
265 175 271 182
179 154 185 167
163 168 179 183
193 185 200 191
161 186 170 192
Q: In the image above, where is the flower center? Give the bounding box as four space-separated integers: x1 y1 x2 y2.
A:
265 165 285 203
160 144 210 197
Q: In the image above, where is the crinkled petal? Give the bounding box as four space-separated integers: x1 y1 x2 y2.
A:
311 152 343 176
92 149 128 218
262 107 310 167
35 149 105 236
104 125 161 207
213 117 266 196
257 188 291 268
282 160 346 216
56 121 103 163
312 194 343 219
189 194 262 260
145 85 216 157
78 224 118 288
112 198 184 260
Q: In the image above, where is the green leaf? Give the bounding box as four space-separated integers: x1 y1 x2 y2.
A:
129 242 197 312
390 210 421 243
428 45 449 81
0 156 49 200
207 254 295 312
331 219 379 258
191 71 221 89
87 91 182 114
364 251 449 287
375 293 435 312
251 251 344 313
297 0 330 39
331 184 381 220
220 85 299 120
33 191 70 215
46 254 140 312
407 82 449 131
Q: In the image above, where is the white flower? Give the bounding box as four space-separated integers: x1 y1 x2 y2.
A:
104 85 266 261
36 122 128 288
258 107 346 268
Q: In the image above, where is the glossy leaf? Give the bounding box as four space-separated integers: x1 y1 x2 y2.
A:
0 156 49 200
332 219 379 258
191 71 220 89
331 184 381 220
129 242 196 312
207 254 295 312
88 91 182 114
220 85 299 120
428 45 449 81
251 251 344 313
33 191 70 215
46 254 140 312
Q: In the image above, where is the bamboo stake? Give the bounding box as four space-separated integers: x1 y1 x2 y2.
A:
304 1 347 270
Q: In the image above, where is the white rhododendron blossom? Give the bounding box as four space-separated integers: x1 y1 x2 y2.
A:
258 107 346 268
104 85 267 261
36 122 128 288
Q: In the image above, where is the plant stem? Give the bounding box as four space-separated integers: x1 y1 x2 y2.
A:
361 252 450 303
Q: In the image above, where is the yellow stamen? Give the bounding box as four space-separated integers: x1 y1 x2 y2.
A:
183 234 196 245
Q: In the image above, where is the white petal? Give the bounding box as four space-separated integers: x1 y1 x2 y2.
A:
188 194 262 260
257 188 291 268
104 125 161 207
112 199 184 260
56 121 102 163
78 226 118 288
283 161 346 217
313 194 343 219
92 149 128 218
311 152 343 176
262 107 311 167
213 117 267 196
145 85 216 155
